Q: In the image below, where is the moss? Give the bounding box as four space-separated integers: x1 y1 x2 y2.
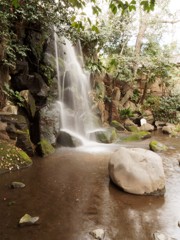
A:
38 139 55 157
149 141 168 152
119 131 151 142
95 127 118 143
0 141 32 174
128 125 140 133
110 120 125 131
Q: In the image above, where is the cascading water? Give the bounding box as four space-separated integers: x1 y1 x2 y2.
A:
54 35 97 144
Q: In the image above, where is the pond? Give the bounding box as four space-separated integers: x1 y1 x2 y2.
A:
0 130 180 240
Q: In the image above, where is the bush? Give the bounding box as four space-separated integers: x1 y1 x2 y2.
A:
152 95 180 124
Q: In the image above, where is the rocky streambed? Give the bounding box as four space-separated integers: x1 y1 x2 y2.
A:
0 130 180 240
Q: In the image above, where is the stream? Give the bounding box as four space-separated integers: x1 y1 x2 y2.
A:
0 130 180 240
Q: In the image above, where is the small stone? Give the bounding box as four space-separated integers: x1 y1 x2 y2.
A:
89 229 105 240
9 182 25 189
178 221 180 227
153 232 177 240
19 214 39 226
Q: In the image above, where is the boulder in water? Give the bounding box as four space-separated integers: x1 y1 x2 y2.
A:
162 126 174 134
119 131 151 142
109 147 165 195
57 131 83 147
150 141 168 152
92 127 118 143
9 182 25 189
110 120 125 131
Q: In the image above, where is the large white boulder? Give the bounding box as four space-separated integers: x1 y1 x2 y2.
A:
109 147 165 195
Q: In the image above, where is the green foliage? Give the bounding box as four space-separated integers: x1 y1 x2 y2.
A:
103 94 111 103
40 64 54 88
142 95 160 109
3 82 24 107
118 107 135 120
152 95 180 124
131 89 140 103
85 59 105 74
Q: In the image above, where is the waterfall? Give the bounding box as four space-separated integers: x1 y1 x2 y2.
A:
54 35 96 143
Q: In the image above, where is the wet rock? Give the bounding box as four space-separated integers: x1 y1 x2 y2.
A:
89 229 105 240
37 139 56 157
124 118 137 131
19 214 39 226
142 110 154 124
119 131 151 142
92 127 118 143
91 100 105 123
152 232 177 240
155 121 166 129
150 141 168 152
33 73 49 101
109 147 165 195
57 131 83 147
110 120 125 131
162 126 174 134
9 182 25 189
20 90 36 118
140 123 154 132
111 87 120 101
39 102 61 145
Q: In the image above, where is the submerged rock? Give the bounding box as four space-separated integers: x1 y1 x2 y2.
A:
152 232 177 240
109 147 166 195
37 139 56 157
119 131 151 142
89 229 105 240
9 182 25 189
110 120 125 131
92 127 118 143
57 131 83 147
19 214 39 226
150 141 168 152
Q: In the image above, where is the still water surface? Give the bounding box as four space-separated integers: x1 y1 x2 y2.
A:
0 130 180 240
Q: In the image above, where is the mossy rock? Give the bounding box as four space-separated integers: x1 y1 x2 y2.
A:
94 127 118 143
119 131 151 142
110 120 125 131
43 53 56 71
37 139 56 157
128 125 140 133
149 141 168 152
0 141 32 174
